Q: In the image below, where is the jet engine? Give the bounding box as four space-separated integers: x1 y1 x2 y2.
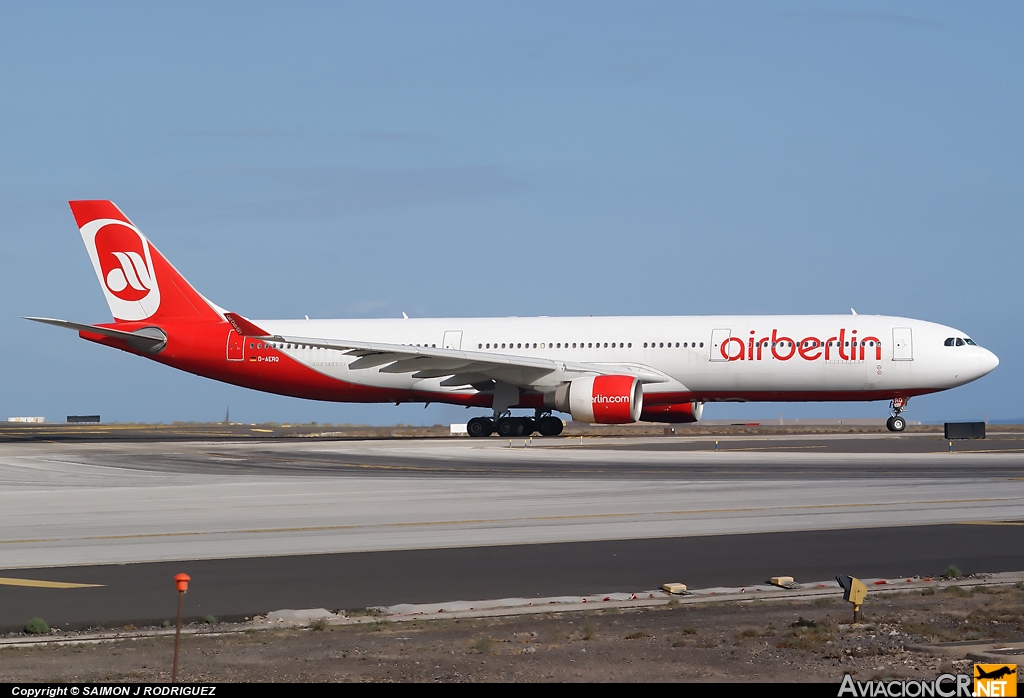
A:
546 375 643 424
639 401 704 424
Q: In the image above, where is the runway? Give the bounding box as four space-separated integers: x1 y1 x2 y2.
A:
1 435 1023 568
0 433 1021 628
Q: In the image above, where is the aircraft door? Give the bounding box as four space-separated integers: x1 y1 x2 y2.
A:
709 329 731 361
892 328 913 361
443 330 463 350
226 329 244 361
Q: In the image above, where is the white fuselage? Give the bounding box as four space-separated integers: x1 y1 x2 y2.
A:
255 314 998 404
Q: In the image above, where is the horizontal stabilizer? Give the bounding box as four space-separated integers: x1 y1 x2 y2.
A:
23 317 167 354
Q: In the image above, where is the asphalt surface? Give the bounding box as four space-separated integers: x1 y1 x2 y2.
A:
1 523 1021 631
1 433 1021 631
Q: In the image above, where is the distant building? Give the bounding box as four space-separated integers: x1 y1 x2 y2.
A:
67 415 101 424
7 416 45 423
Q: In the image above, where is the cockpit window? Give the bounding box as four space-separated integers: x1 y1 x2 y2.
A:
944 338 955 346
955 338 965 346
965 338 977 345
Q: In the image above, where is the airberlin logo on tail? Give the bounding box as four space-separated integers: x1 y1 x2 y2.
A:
80 219 162 321
95 223 157 303
97 228 154 301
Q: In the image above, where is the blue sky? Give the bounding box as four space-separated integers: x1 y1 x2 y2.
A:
2 2 1021 425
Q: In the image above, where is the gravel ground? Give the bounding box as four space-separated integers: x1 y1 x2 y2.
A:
2 583 1021 682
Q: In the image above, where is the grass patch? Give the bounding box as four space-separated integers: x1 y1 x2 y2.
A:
470 637 493 654
944 585 971 597
582 624 597 641
24 618 49 635
943 565 962 579
776 627 833 650
346 608 384 618
903 622 957 642
624 631 651 640
310 618 328 631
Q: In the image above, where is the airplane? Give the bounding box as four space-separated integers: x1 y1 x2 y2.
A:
975 666 1017 681
26 200 999 437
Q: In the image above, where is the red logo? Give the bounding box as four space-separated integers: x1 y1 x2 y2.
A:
721 329 883 363
95 223 155 302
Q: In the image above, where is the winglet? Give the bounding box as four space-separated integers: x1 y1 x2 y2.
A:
224 312 269 337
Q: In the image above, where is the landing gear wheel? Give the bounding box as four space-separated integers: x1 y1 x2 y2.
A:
890 416 906 432
467 417 493 438
885 416 895 431
539 416 563 436
519 418 536 436
496 418 522 437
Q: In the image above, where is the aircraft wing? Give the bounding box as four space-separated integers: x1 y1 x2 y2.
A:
267 333 670 389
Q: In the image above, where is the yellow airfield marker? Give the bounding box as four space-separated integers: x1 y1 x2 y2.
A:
0 577 104 589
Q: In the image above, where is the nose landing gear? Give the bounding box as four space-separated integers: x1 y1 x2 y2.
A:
886 397 908 432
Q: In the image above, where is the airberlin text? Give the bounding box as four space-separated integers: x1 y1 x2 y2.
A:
592 395 629 404
721 329 882 363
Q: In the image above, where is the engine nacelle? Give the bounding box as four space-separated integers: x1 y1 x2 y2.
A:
546 375 643 424
639 401 704 424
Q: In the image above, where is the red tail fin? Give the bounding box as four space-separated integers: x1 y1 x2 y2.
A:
70 201 222 323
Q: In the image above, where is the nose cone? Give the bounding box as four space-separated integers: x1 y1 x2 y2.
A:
980 348 999 376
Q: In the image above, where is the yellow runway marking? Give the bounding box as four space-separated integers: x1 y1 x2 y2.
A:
0 577 103 589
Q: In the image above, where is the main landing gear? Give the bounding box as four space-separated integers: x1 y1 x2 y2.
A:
467 413 564 438
885 397 908 432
